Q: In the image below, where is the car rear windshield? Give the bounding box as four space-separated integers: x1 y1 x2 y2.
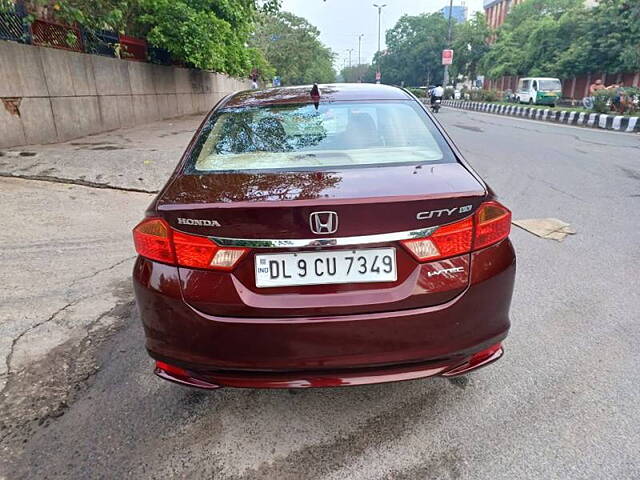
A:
185 101 455 173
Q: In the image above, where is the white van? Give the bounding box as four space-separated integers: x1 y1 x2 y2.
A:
516 77 562 106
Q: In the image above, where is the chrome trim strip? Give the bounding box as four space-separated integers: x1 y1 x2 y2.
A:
210 226 439 248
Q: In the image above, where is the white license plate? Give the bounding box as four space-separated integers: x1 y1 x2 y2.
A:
255 248 397 288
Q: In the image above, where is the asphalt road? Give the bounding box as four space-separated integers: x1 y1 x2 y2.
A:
1 108 639 479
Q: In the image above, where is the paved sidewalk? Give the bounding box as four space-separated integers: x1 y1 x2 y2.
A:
0 113 204 192
0 114 203 446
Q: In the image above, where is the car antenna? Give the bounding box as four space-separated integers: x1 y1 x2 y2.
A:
310 84 320 110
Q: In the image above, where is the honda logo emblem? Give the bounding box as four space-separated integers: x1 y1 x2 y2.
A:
309 211 338 235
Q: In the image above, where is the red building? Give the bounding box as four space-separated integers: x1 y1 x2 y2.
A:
484 0 525 30
484 0 599 29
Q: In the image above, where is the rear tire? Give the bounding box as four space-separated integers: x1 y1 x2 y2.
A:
582 97 594 109
528 98 534 105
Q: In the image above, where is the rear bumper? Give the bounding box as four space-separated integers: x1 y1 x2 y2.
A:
133 239 516 389
154 343 504 389
537 96 558 105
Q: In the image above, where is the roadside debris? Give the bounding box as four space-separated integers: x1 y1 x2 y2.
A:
512 218 576 241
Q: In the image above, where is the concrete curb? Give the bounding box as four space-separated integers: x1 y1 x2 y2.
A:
440 99 640 133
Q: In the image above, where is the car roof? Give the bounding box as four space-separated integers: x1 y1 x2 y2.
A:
223 83 413 108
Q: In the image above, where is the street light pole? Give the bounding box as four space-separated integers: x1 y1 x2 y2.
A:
358 34 364 66
373 3 386 80
443 0 453 86
347 48 354 68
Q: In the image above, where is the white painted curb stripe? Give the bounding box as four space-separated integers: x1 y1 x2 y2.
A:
612 116 623 130
433 100 638 132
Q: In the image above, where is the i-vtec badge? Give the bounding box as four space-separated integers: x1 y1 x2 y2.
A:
417 204 473 220
427 266 465 277
176 217 221 227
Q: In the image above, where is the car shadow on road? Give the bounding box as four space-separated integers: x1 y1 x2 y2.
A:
5 308 475 479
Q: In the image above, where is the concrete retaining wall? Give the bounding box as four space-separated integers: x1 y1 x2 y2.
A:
441 99 640 133
0 41 250 148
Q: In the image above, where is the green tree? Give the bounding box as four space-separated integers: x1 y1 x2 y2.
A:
480 0 584 78
479 0 640 80
450 12 490 81
250 11 335 85
563 0 640 75
478 31 521 78
338 64 370 83
31 0 280 76
139 0 278 75
375 13 449 86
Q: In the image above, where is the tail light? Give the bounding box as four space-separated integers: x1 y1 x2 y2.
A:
402 217 473 262
132 218 174 264
133 218 248 271
401 201 511 262
473 201 512 250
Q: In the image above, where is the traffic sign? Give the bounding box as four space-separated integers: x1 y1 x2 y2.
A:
442 49 453 65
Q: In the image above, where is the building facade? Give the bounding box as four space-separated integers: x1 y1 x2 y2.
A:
483 0 521 30
439 4 468 24
484 0 599 30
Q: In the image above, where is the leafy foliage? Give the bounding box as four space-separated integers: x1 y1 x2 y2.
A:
450 12 490 81
372 13 449 86
370 0 635 84
367 11 488 87
250 11 335 85
404 86 426 98
592 90 615 113
0 0 16 12
469 89 500 102
141 1 232 73
139 0 280 75
338 64 370 83
26 0 281 76
481 0 640 79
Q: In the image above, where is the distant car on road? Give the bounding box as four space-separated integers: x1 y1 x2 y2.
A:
132 83 516 390
516 77 562 106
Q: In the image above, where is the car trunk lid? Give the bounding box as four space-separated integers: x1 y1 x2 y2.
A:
158 163 484 237
157 163 486 317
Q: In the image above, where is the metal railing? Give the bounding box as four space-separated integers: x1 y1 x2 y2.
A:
0 3 170 64
30 18 83 52
0 1 28 43
83 28 119 57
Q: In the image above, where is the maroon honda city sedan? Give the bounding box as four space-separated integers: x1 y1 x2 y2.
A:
132 83 515 389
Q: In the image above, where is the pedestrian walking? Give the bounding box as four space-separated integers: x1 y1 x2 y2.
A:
250 68 259 89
